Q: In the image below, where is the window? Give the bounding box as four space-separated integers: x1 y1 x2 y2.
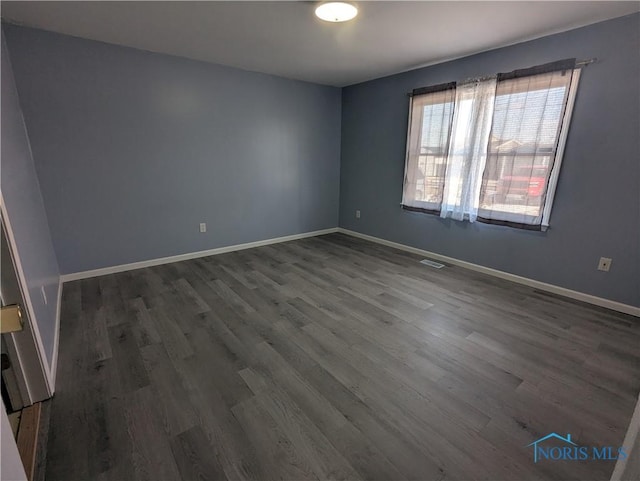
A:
402 83 455 214
401 59 581 230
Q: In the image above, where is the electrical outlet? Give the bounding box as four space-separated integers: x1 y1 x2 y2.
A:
41 286 47 305
597 257 612 272
355 210 361 219
199 223 207 233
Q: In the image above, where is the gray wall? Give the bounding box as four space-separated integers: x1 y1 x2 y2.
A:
4 16 638 308
3 25 342 275
339 13 640 307
1 32 60 366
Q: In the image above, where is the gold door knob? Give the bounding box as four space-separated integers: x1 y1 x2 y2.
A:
1 305 24 334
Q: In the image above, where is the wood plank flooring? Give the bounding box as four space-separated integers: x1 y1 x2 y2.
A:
46 233 640 480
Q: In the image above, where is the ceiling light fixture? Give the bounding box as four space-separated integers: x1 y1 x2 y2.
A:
315 2 358 23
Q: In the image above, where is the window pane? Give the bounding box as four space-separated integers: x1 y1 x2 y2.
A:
402 88 455 212
479 70 574 226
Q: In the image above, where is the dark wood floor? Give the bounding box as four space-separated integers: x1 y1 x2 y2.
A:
47 233 640 481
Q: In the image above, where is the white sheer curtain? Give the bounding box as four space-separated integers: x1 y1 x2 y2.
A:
440 77 497 222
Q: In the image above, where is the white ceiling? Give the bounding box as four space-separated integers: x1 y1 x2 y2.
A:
2 1 638 87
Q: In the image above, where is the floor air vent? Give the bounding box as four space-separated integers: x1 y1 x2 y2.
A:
420 259 445 269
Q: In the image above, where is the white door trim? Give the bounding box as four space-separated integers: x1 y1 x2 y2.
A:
1 398 27 481
0 192 53 399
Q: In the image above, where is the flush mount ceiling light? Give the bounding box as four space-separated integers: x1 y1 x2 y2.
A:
315 2 358 23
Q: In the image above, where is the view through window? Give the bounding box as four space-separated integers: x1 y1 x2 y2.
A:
401 60 580 229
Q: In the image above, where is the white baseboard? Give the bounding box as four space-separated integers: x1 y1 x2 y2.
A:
49 279 62 391
338 228 640 317
58 225 639 317
60 228 340 283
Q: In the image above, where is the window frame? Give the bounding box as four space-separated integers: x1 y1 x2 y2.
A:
541 68 581 228
401 60 581 231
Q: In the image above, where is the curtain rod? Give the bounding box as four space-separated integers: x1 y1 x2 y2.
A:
576 57 597 67
406 58 597 97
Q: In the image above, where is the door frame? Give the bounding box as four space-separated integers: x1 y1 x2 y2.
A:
0 193 53 404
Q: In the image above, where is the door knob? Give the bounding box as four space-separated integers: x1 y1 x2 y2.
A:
1 305 24 334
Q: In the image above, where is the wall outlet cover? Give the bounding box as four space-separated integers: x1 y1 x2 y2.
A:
597 257 612 272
